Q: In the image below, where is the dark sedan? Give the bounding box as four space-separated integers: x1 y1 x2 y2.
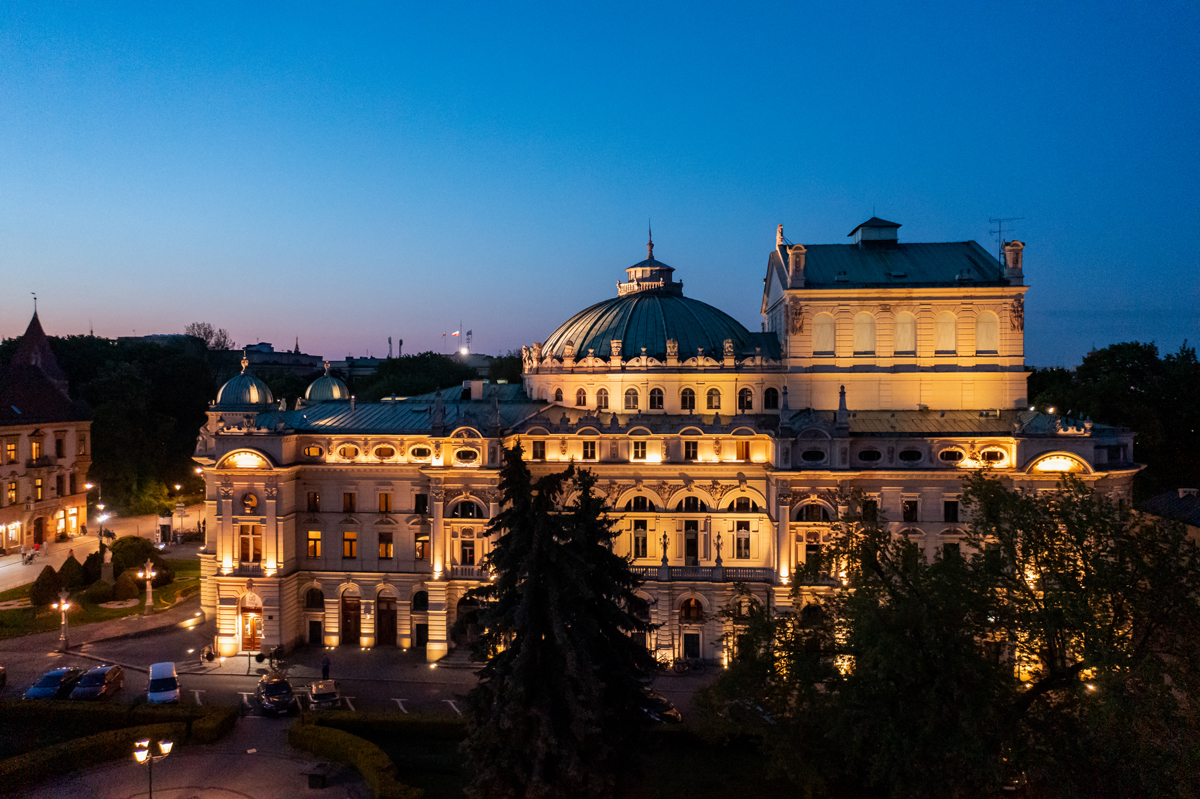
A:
256 673 299 716
70 664 124 700
25 667 82 699
643 691 683 724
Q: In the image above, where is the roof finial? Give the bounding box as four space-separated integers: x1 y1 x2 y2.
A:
31 292 37 315
240 349 249 373
323 360 331 374
647 219 654 261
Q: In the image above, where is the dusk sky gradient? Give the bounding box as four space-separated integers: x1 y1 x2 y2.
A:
2 1 1197 367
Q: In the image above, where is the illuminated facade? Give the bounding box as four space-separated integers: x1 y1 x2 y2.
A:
0 313 92 554
196 220 1138 661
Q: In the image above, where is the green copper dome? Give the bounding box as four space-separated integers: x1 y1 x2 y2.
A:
305 363 350 402
215 356 275 408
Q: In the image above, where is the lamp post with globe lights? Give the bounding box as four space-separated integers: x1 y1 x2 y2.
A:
51 589 71 652
137 559 157 615
134 739 173 799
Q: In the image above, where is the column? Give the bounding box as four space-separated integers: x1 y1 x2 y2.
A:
431 486 445 578
426 581 450 662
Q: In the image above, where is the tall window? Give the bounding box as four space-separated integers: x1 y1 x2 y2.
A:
944 500 959 523
853 312 876 355
935 312 957 354
575 388 587 406
624 389 638 410
342 531 358 558
737 388 753 411
680 599 704 622
69 474 76 495
554 388 563 402
735 521 750 559
582 441 597 460
627 496 654 512
5 482 14 504
379 493 392 513
30 440 42 460
680 388 695 410
632 441 646 460
414 531 429 560
736 441 751 461
414 493 429 514
5 442 14 463
863 499 878 523
343 492 356 513
307 492 320 512
706 389 721 410
461 539 475 566
239 524 262 563
680 495 706 513
307 531 322 558
532 440 546 460
902 500 919 523
633 520 648 558
55 475 64 497
55 437 65 458
975 311 999 354
894 312 916 354
379 531 394 559
649 388 663 409
412 591 429 611
34 478 43 501
813 313 835 354
763 388 779 409
684 441 698 461
596 388 609 409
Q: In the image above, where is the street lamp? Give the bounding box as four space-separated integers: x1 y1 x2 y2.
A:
134 739 173 799
137 559 157 616
51 589 71 651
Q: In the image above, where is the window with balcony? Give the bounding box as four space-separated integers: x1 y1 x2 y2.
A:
31 440 42 460
307 531 322 557
736 521 750 559
461 539 475 566
238 524 262 563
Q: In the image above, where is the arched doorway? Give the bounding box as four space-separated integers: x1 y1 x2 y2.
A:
340 588 361 646
239 592 264 652
33 517 44 546
377 592 398 646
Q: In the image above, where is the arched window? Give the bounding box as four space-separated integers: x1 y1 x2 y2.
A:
729 496 759 513
305 588 324 609
624 496 655 512
411 591 429 611
596 388 609 410
451 501 485 519
680 388 696 410
737 388 753 411
797 504 831 522
813 313 835 354
575 388 587 406
675 496 708 512
853 312 876 355
763 387 779 409
975 311 999 354
624 389 639 410
649 388 663 410
554 388 563 402
680 598 704 622
894 311 916 354
935 312 957 354
706 388 721 410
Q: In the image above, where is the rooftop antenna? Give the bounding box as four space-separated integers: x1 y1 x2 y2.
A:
388 336 392 358
31 292 37 314
989 217 1024 263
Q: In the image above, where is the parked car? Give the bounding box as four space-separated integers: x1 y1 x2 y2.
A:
25 667 82 700
307 680 341 710
642 691 682 724
147 662 180 704
70 664 125 700
256 672 299 716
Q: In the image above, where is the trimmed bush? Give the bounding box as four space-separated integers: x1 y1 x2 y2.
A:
113 569 141 601
109 536 173 585
81 546 105 584
190 706 239 744
57 555 85 589
289 717 422 799
82 579 115 604
29 565 62 607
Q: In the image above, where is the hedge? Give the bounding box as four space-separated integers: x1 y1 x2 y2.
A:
314 710 465 741
289 716 423 799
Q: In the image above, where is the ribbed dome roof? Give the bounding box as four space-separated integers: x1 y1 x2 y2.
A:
305 363 350 402
215 357 275 408
542 289 755 361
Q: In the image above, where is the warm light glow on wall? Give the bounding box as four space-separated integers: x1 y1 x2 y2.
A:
225 452 267 469
1033 455 1084 473
221 557 233 574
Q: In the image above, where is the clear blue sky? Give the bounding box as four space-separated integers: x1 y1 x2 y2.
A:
2 1 1197 367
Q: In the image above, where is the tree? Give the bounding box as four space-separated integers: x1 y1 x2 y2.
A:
30 565 63 607
185 321 235 350
698 478 1200 799
58 555 85 589
462 445 655 799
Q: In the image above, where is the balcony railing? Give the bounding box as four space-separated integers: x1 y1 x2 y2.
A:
228 563 264 577
450 565 485 579
26 455 55 468
632 565 777 584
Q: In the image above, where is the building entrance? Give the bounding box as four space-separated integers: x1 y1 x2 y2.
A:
340 594 361 646
376 597 397 646
33 518 44 545
239 592 263 652
308 620 323 645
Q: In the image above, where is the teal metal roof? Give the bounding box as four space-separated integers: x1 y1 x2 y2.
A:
215 372 274 408
800 241 1005 287
305 373 350 402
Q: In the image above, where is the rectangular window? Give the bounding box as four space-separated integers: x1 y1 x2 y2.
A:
414 493 429 514
633 519 648 558
343 493 356 513
736 520 751 559
78 434 86 455
238 524 262 563
342 531 357 558
805 543 823 574
55 438 65 458
582 441 597 460
55 475 64 497
736 441 751 461
414 531 429 560
379 531 394 559
307 492 320 513
6 442 16 463
31 440 42 460
6 482 15 504
942 542 961 560
902 500 919 523
461 540 475 566
307 531 322 558
862 499 878 524
532 441 545 460
684 441 698 461
632 441 646 460
943 501 959 524
35 478 43 501
379 493 392 513
69 474 77 495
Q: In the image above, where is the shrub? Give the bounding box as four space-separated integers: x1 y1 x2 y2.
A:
289 717 422 799
83 580 115 604
29 566 62 607
57 556 85 589
189 706 238 743
81 547 105 584
113 569 141 601
109 536 157 577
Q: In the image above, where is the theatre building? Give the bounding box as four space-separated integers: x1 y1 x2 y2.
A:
195 219 1138 661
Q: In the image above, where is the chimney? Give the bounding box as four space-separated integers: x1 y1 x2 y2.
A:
1002 240 1025 285
788 244 807 288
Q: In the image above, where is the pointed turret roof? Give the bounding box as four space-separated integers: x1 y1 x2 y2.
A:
0 312 87 424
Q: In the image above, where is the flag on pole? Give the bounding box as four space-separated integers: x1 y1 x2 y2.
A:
466 330 472 337
451 331 460 337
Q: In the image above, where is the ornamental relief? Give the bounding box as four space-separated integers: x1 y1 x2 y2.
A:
708 481 734 503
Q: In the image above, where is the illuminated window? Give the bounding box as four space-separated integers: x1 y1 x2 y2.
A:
5 442 14 463
303 445 323 457
379 531 394 559
35 478 43 501
632 441 646 460
684 441 698 461
680 388 695 410
576 388 587 406
414 531 429 560
582 441 597 460
633 520 648 558
624 389 638 410
554 388 563 402
763 388 779 410
939 449 965 463
451 501 484 519
31 440 42 460
226 452 267 469
342 531 357 559
379 493 392 513
338 445 359 460
596 388 609 410
409 446 432 460
706 389 721 410
1033 455 1084 473
343 493 356 513
307 492 320 513
239 524 262 563
531 441 545 460
307 531 322 558
649 388 663 410
736 521 750 559
738 388 753 411
460 539 475 566
736 441 750 461
5 482 14 504
374 446 396 460
680 599 704 622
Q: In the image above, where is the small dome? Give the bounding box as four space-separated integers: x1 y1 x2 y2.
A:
305 362 350 402
215 356 275 408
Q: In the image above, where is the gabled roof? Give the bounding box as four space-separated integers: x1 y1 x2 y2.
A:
847 217 902 237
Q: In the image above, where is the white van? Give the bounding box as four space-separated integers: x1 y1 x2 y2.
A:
147 662 180 704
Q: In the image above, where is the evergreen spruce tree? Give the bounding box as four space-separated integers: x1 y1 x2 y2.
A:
463 444 655 799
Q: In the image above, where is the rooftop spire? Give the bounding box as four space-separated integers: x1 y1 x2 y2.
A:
240 350 249 373
647 220 654 261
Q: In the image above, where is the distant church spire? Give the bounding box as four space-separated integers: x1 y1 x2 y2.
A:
647 220 654 261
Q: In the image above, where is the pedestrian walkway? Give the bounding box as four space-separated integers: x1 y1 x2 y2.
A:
13 703 369 799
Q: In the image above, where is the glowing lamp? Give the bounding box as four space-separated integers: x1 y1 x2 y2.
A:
1034 456 1083 473
159 741 173 755
134 749 149 764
